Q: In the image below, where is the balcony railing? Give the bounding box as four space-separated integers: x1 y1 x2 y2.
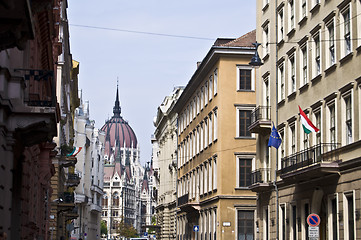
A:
177 193 189 206
60 192 74 204
15 69 56 107
281 143 340 174
249 106 271 133
67 172 81 187
251 106 271 123
251 168 271 185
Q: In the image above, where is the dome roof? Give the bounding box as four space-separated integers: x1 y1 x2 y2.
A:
101 86 138 151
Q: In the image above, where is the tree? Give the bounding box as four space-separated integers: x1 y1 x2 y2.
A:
118 220 137 238
100 220 107 236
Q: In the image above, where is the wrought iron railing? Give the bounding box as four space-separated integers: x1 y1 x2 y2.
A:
251 106 271 125
177 193 189 206
280 143 340 174
251 168 271 185
60 192 74 203
15 69 56 107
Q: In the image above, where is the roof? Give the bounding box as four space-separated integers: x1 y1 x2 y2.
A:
217 29 256 48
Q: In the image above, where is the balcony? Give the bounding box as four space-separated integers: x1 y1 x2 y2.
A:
177 193 200 213
249 168 272 192
66 172 81 187
249 106 272 134
280 143 341 182
59 156 77 167
90 203 102 213
57 192 75 211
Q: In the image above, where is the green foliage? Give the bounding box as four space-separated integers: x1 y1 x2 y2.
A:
148 215 157 233
118 220 137 238
100 220 107 235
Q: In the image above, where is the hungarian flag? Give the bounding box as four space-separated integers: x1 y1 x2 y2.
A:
66 147 82 157
299 106 319 134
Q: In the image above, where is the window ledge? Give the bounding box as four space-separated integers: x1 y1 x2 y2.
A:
287 91 296 100
311 73 322 83
235 187 250 190
235 137 256 140
299 82 309 93
356 45 361 52
262 53 270 62
287 28 296 38
324 63 337 75
262 3 269 12
277 98 285 106
310 3 320 14
298 16 308 26
277 39 285 47
339 52 353 65
237 89 255 92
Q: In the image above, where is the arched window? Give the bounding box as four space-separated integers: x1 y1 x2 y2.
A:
113 192 119 206
102 195 108 207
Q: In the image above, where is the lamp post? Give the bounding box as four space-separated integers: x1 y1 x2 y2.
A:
249 37 279 240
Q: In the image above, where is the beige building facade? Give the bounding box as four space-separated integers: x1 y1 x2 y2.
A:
252 0 361 239
174 31 257 240
153 86 184 240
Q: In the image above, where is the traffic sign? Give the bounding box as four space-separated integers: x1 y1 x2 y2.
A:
308 226 319 238
307 213 321 227
193 225 199 232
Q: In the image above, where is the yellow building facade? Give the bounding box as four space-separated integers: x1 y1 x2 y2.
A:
174 30 258 240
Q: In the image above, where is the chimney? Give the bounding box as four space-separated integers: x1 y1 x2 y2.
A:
197 61 202 68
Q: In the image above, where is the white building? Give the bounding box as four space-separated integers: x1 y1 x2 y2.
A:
152 86 184 240
72 95 105 240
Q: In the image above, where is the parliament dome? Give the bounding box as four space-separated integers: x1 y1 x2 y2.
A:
101 87 138 153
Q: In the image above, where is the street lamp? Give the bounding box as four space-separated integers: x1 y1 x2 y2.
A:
249 42 263 67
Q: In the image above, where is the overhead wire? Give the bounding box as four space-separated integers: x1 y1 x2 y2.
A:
69 24 215 41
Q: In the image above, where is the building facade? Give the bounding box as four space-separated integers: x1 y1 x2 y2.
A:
174 31 257 240
153 86 184 240
0 1 63 239
72 97 105 240
252 0 361 239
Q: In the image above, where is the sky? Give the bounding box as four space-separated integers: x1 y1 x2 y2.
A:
67 0 256 165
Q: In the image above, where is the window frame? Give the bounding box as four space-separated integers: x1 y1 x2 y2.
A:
237 65 255 91
236 106 255 138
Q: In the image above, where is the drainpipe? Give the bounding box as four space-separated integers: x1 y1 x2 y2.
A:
175 117 179 240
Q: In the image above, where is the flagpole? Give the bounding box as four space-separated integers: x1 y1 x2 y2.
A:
274 1 279 239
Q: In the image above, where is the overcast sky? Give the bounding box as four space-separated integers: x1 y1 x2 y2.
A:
67 0 256 165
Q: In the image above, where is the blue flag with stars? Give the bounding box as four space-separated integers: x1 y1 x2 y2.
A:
268 123 282 149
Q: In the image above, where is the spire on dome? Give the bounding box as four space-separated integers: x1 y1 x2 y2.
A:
113 81 121 117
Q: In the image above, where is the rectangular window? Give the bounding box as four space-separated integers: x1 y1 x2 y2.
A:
209 114 213 145
263 24 270 57
239 69 252 90
205 82 209 106
239 158 252 187
291 125 296 154
237 210 254 240
303 203 310 240
239 110 252 137
280 204 286 240
313 34 321 76
214 69 218 95
278 8 284 41
289 0 295 30
213 158 217 190
343 8 351 56
209 75 213 101
329 105 336 146
279 64 285 100
345 95 352 144
208 161 212 192
213 110 218 141
289 55 296 94
301 44 308 85
327 21 336 66
345 194 355 240
291 205 297 240
301 0 307 19
330 197 338 240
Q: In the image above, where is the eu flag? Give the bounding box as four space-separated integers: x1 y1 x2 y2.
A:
268 124 282 149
